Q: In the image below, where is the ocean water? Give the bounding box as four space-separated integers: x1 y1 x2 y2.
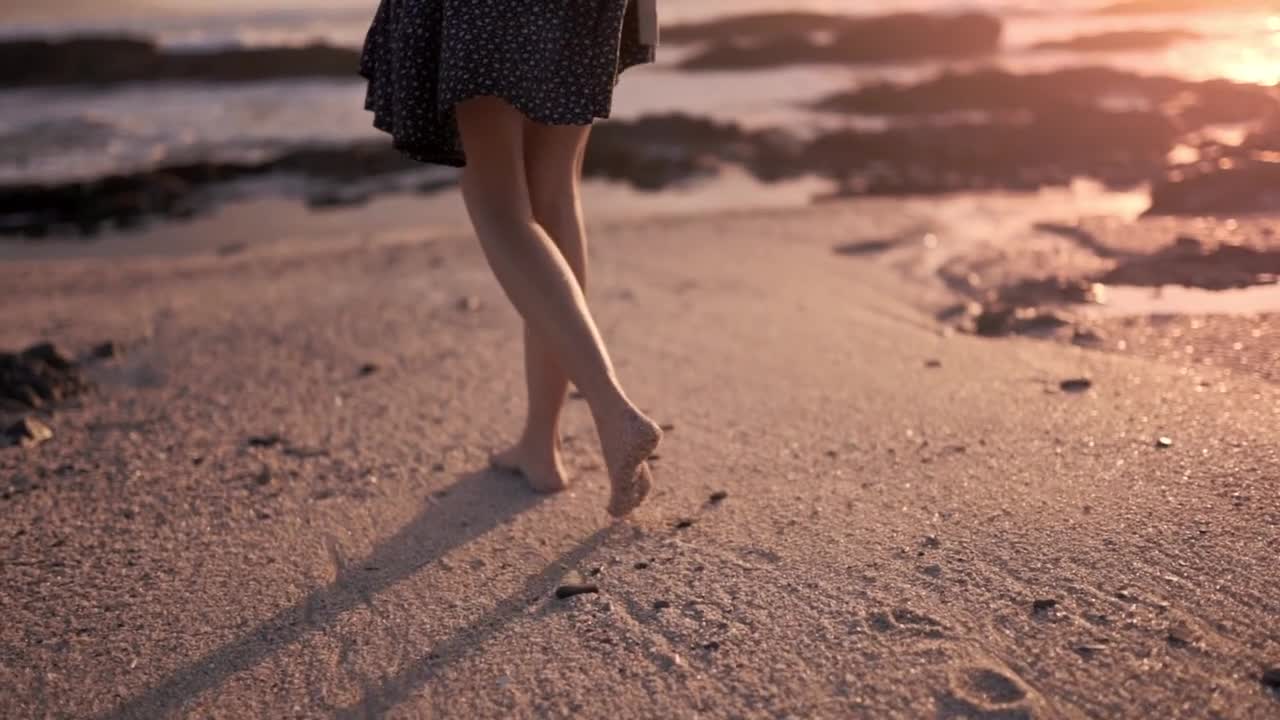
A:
0 1 1277 185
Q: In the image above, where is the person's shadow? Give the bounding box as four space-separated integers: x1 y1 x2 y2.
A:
99 467 615 719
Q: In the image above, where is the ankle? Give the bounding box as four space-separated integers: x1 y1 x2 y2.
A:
516 429 561 458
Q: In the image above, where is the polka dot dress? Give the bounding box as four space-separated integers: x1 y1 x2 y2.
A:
360 0 656 167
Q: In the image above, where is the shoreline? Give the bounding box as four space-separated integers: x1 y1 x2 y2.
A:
4 187 1277 381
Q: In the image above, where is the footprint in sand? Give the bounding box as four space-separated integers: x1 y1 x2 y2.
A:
937 666 1035 720
865 607 947 638
964 669 1027 704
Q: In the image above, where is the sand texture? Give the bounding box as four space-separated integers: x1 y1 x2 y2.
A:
2 202 1279 719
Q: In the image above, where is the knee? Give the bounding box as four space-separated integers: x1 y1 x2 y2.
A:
460 170 535 230
529 182 578 233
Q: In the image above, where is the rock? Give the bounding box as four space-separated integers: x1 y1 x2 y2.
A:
653 599 672 610
1016 310 1073 336
555 584 600 600
921 564 943 577
358 363 380 377
253 466 272 486
660 422 676 432
1074 643 1108 658
816 66 1274 130
247 434 284 448
922 535 942 548
676 13 1002 70
1072 327 1106 346
634 561 650 570
1 343 91 410
674 518 695 529
1060 378 1093 393
457 296 482 312
1261 667 1280 693
1032 598 1058 615
1174 235 1205 253
0 141 427 238
5 417 54 448
656 651 686 670
90 341 120 360
974 305 1017 337
924 359 942 369
1148 158 1280 216
833 239 898 256
0 36 362 88
22 342 73 371
1166 631 1192 649
1156 437 1174 449
1099 240 1280 291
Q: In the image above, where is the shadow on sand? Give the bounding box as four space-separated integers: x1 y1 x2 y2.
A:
100 467 617 719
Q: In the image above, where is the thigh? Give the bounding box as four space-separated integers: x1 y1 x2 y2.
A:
455 96 533 215
523 120 591 217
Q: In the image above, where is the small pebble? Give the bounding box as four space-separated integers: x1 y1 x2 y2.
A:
653 600 671 610
634 561 650 570
1261 667 1280 692
709 490 728 504
1074 643 1107 658
660 422 676 432
5 417 54 449
1156 437 1174 449
674 518 694 530
358 363 380 377
90 341 120 360
924 359 942 369
1032 599 1058 615
457 295 482 312
1060 378 1093 393
247 434 284 448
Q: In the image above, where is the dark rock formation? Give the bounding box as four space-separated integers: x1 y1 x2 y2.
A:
814 67 1279 129
1 343 91 412
0 142 425 236
0 35 360 88
1148 114 1280 215
1148 159 1280 216
675 13 1001 70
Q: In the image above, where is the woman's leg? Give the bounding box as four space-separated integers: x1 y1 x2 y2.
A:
491 118 591 491
455 96 662 516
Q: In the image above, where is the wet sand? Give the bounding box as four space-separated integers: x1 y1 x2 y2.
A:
2 199 1279 718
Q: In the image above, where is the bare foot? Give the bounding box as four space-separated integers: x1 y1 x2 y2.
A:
491 440 569 494
597 406 663 517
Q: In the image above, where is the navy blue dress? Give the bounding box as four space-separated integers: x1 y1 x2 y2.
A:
361 0 655 167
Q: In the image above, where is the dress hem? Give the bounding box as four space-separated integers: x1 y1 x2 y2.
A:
360 55 652 168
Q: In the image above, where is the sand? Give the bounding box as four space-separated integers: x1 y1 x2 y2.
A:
2 199 1279 719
